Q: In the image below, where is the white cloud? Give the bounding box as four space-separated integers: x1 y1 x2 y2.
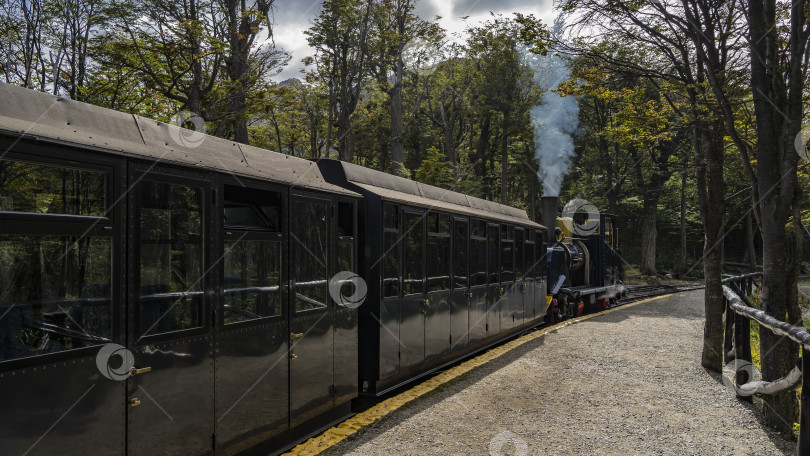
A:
269 0 557 82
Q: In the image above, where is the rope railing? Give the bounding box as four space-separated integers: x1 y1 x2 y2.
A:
722 272 810 455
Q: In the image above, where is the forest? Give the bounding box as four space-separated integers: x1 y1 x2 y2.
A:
1 0 809 434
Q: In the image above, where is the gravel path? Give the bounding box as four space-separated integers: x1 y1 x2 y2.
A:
325 291 795 456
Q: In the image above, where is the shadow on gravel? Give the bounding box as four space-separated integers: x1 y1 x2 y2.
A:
703 368 794 455
323 335 549 455
583 291 706 326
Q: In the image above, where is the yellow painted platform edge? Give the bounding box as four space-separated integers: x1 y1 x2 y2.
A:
282 293 674 456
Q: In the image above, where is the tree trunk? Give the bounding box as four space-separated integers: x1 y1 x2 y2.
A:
745 212 757 268
700 120 726 372
640 197 658 276
390 58 404 175
231 85 249 144
337 107 354 162
680 167 688 267
500 114 509 205
474 113 491 181
748 0 802 433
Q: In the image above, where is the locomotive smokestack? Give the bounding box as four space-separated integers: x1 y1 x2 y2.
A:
541 196 558 243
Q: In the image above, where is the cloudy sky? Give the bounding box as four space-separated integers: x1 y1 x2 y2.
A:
270 0 556 81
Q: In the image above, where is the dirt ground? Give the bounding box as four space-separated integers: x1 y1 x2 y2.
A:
324 291 795 456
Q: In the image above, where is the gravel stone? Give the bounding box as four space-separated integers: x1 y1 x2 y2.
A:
325 291 795 456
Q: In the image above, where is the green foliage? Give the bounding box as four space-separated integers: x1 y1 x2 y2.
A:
415 146 453 187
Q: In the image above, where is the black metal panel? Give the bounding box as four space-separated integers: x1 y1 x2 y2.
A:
333 307 358 406
379 299 401 378
468 285 488 344
289 311 334 428
0 355 125 456
449 289 469 351
399 294 425 369
424 289 451 361
127 337 214 455
215 320 289 450
500 284 515 331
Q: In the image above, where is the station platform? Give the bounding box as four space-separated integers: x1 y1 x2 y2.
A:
285 291 795 456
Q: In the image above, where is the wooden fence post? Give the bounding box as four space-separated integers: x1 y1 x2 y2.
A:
724 299 734 363
734 308 753 403
799 348 810 455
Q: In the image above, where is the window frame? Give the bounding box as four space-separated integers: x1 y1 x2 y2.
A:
426 211 450 292
0 144 124 371
451 216 469 291
289 191 332 315
401 207 426 296
130 164 213 344
219 179 288 329
334 196 358 306
381 202 402 299
469 218 488 288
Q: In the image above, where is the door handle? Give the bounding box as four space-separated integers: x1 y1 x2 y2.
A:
130 397 141 407
290 332 304 340
129 366 152 377
290 353 298 360
422 299 429 306
466 292 473 298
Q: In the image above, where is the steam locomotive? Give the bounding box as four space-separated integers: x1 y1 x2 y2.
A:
0 82 623 456
542 196 625 323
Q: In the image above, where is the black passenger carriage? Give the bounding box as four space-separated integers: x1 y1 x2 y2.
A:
0 83 360 456
317 160 549 395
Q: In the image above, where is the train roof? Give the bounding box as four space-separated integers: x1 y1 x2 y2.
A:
0 83 357 197
317 159 544 229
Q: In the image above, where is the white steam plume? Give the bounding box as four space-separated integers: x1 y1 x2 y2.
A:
522 49 579 197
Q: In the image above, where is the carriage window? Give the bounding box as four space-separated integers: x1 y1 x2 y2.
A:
0 235 112 361
427 212 450 234
292 199 329 312
0 158 107 216
438 214 450 234
224 186 281 231
383 231 401 298
515 229 524 278
338 202 354 236
224 241 281 323
471 219 486 238
452 219 468 289
470 220 487 287
488 224 500 284
427 234 450 291
402 212 424 295
383 203 399 229
501 239 514 282
139 181 204 336
524 234 535 278
427 212 438 233
536 231 547 279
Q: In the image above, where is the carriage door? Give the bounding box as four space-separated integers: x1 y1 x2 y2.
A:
289 192 334 428
126 166 215 455
399 209 426 369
